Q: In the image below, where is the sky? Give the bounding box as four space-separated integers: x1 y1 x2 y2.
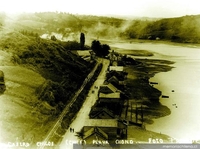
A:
1 0 200 18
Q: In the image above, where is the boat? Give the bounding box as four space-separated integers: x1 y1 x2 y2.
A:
161 95 169 98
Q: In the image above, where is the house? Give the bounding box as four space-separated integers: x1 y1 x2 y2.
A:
82 119 127 143
105 76 125 90
76 50 91 56
97 92 123 116
97 83 125 116
89 50 96 60
71 50 96 62
98 93 121 103
106 70 128 81
109 50 122 66
107 76 119 85
83 127 109 144
99 83 121 94
89 107 115 119
109 66 124 72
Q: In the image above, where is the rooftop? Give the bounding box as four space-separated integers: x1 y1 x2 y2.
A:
99 83 120 93
84 119 118 127
99 92 121 99
109 66 124 72
83 127 108 140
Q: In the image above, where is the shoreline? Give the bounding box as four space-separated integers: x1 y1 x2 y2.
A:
116 49 175 142
125 58 175 119
125 58 175 142
93 37 200 49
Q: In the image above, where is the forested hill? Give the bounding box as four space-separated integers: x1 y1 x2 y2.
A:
122 15 200 43
0 12 125 40
0 30 94 109
1 12 200 43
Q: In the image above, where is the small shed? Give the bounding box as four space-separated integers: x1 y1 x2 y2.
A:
109 66 124 72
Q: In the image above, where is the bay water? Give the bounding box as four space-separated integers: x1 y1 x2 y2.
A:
109 41 200 142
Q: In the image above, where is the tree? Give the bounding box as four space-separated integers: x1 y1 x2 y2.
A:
80 32 85 49
91 40 110 57
101 44 110 56
75 128 85 149
51 35 57 41
91 40 101 54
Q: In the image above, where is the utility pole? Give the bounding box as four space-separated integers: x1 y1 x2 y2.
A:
125 98 129 120
130 102 132 121
135 104 138 123
141 105 144 125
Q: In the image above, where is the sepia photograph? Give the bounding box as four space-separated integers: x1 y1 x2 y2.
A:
0 0 200 148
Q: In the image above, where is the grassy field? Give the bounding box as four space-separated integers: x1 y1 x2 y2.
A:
0 65 59 143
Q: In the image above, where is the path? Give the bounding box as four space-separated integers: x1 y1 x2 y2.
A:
39 60 102 149
59 58 110 149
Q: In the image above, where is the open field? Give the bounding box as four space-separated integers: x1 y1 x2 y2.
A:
0 64 60 143
0 49 62 144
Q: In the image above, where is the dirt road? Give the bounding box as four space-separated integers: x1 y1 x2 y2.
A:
59 58 110 149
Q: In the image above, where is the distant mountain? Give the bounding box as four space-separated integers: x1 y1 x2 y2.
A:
105 14 162 21
1 12 200 43
121 14 200 43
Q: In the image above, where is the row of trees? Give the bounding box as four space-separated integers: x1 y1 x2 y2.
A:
20 30 39 37
75 33 111 57
50 32 110 57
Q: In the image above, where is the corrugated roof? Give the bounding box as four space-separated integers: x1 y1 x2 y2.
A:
107 76 119 84
109 66 124 72
84 119 118 127
107 83 120 92
90 107 114 119
76 50 91 56
99 83 120 93
83 127 108 140
99 92 120 99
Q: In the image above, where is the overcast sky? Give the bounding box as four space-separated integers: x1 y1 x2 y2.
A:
1 0 200 18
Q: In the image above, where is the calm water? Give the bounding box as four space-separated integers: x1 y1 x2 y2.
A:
109 41 200 142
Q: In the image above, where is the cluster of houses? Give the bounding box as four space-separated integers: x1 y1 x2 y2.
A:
78 64 130 144
75 49 144 145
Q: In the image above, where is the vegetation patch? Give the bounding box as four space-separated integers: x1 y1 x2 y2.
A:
0 31 95 144
57 63 103 143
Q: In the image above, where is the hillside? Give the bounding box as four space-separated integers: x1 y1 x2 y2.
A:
2 12 200 43
0 12 125 41
121 15 200 43
0 30 95 143
0 30 95 106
